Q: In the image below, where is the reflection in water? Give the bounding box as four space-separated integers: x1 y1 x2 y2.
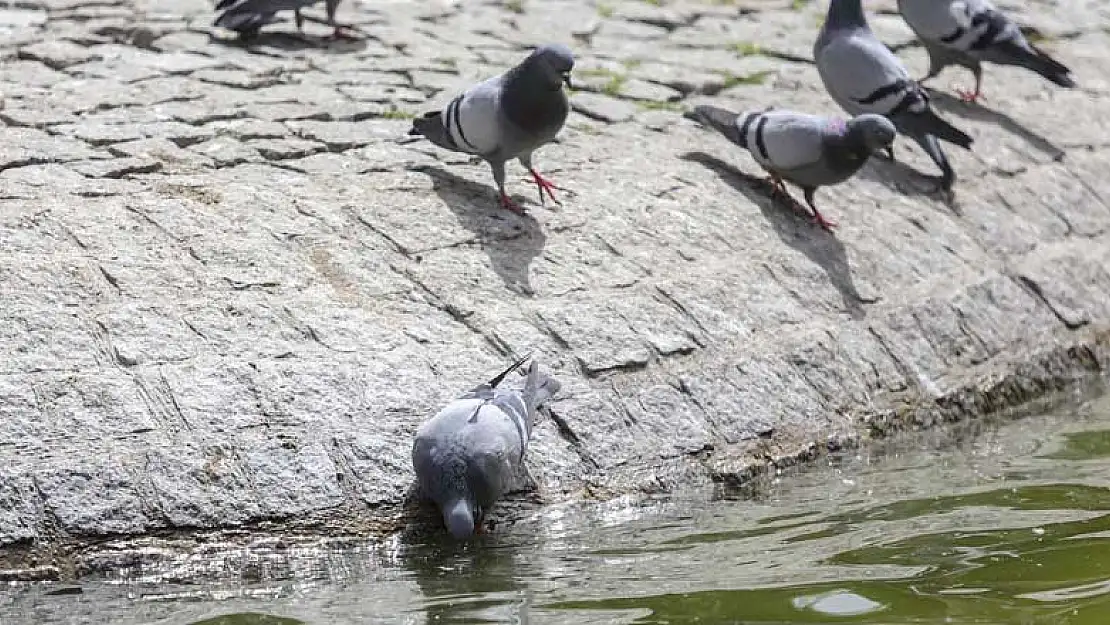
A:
6 394 1110 624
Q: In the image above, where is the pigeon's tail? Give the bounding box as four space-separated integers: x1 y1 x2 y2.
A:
409 111 462 152
895 109 972 150
910 132 957 190
486 352 532 389
687 105 747 148
523 361 560 411
995 40 1076 88
214 7 279 32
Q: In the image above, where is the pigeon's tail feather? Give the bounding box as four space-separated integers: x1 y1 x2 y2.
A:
523 361 560 411
911 132 956 190
214 8 277 31
409 111 462 152
689 105 747 149
486 352 532 390
214 0 240 10
996 40 1076 88
896 109 972 150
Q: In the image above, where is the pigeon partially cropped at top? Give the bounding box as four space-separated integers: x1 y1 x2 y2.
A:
688 106 896 230
897 0 1076 103
412 356 560 539
409 44 574 214
214 0 351 40
815 0 973 190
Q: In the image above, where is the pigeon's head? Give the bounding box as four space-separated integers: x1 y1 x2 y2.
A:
526 43 575 90
848 114 897 152
444 497 480 539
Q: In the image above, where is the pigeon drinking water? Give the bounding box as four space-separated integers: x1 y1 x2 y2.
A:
815 0 974 190
688 106 896 230
896 0 1076 103
214 0 351 40
409 44 574 214
412 356 561 539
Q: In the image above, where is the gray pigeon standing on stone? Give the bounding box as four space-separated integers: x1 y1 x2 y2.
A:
214 0 351 40
688 106 896 230
897 0 1076 103
412 356 561 539
409 44 574 214
815 0 973 190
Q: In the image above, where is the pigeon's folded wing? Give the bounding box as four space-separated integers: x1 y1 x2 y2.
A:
443 76 507 156
818 33 916 115
899 0 973 42
754 113 833 171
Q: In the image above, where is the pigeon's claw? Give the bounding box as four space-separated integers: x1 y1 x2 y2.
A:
329 25 359 41
528 168 561 206
955 85 984 103
499 192 525 215
811 211 838 231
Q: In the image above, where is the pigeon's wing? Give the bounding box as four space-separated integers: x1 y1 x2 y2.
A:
462 403 527 505
898 0 975 42
438 74 507 157
488 390 531 458
934 0 1076 87
748 112 834 172
214 0 315 29
817 30 921 117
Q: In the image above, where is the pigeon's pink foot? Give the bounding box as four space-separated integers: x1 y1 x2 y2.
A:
812 211 838 231
529 168 561 205
329 25 358 41
499 192 525 214
956 86 984 103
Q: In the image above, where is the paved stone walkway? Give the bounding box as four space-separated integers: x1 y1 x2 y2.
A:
2 0 1110 572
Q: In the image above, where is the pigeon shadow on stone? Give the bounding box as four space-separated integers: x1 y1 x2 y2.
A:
416 165 547 297
207 30 368 53
856 153 959 212
682 152 875 318
926 88 1065 161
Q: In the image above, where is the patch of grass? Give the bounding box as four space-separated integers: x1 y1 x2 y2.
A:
505 0 524 14
578 67 628 96
732 41 762 56
637 100 684 112
597 3 614 18
602 75 626 96
790 0 809 10
622 58 643 69
720 69 775 89
380 106 415 120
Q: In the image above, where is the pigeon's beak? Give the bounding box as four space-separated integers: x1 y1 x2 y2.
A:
562 72 573 90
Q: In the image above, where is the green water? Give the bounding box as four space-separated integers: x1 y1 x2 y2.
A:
6 393 1110 624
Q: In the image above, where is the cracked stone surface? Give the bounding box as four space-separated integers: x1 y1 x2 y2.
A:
2 0 1110 576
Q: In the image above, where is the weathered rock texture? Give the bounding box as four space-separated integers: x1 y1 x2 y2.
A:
2 0 1110 576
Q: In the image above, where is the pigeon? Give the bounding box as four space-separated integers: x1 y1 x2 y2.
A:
409 44 574 214
897 0 1076 103
815 0 973 190
688 105 896 230
214 0 351 40
412 356 561 539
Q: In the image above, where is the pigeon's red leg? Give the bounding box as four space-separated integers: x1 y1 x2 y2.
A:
956 86 983 103
529 168 561 205
329 25 359 40
499 192 525 215
956 70 985 103
804 188 838 231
